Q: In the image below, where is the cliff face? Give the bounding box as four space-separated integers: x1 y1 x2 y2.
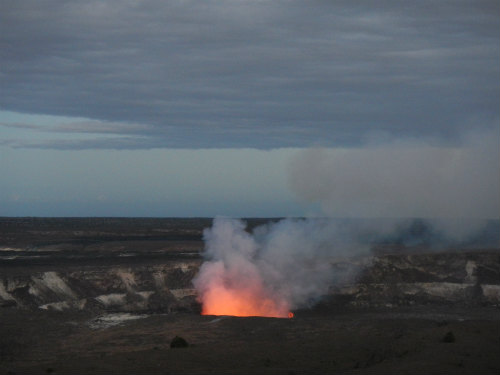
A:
0 218 207 312
1 251 499 312
0 260 202 312
2 217 498 312
329 251 500 308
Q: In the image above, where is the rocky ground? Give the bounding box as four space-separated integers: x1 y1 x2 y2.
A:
1 217 499 374
1 306 499 374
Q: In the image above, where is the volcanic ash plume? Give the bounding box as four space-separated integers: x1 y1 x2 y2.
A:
192 217 371 317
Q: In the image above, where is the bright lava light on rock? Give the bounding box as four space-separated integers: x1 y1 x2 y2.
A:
200 282 292 318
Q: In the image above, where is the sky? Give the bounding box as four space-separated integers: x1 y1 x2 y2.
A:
1 0 499 218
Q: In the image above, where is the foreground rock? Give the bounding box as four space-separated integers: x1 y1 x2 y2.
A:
1 306 499 374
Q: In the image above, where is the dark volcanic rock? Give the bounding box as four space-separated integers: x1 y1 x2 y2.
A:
1 218 499 312
330 251 500 308
170 336 189 348
0 262 201 313
1 250 499 312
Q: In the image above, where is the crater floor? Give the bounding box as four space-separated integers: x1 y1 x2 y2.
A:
1 306 499 374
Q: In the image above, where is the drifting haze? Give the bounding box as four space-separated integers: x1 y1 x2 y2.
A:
289 129 500 220
194 128 499 315
194 214 499 317
195 159 499 314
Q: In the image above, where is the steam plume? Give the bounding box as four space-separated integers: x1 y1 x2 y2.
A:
288 128 500 223
193 129 499 316
193 217 378 316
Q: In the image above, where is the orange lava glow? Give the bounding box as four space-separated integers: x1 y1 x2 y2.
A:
200 285 292 318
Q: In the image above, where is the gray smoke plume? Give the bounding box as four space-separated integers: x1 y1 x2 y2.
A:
193 129 499 316
193 216 498 316
288 128 500 224
193 217 389 316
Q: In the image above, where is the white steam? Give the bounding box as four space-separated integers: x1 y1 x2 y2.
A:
193 217 381 314
193 129 499 314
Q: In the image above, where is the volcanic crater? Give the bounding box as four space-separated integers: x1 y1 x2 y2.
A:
1 217 499 374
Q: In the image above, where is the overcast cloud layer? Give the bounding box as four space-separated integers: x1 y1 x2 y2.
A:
1 0 499 149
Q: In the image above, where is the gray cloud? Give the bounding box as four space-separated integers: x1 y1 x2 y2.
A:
1 0 498 149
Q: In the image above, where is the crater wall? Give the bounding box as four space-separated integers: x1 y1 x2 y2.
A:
1 251 499 312
0 260 202 312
